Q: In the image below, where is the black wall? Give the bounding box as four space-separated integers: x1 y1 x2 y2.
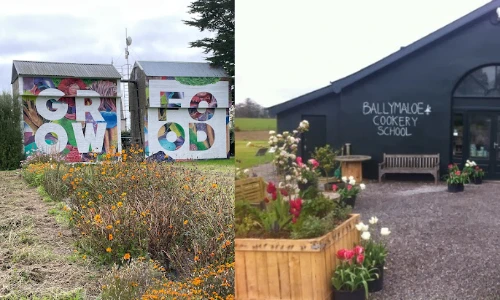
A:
278 13 500 179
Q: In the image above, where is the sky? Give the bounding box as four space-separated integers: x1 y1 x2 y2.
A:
236 0 491 108
0 0 212 128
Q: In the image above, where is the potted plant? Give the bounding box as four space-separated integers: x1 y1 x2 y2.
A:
445 164 469 192
331 246 377 300
333 176 366 208
235 120 361 300
312 145 339 187
465 160 485 184
355 217 391 293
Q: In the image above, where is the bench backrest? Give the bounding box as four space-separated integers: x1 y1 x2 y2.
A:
383 153 440 168
235 177 267 203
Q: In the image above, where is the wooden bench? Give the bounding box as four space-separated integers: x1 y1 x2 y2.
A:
235 177 267 203
378 153 440 184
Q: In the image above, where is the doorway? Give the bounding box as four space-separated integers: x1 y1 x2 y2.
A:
301 115 326 161
452 112 500 178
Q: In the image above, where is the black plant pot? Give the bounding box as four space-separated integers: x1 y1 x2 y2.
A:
342 196 357 208
298 182 314 191
473 177 483 185
368 265 384 293
447 183 464 193
333 288 366 300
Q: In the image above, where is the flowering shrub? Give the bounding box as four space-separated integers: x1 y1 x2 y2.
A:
235 167 251 180
355 217 391 269
445 163 469 184
331 246 376 297
21 149 66 168
21 147 234 283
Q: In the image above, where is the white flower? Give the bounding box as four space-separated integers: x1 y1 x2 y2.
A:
472 161 477 166
246 142 252 147
279 182 285 188
289 137 295 143
243 169 250 175
349 180 356 185
362 224 369 232
295 188 301 194
342 176 347 182
302 178 308 184
280 151 287 156
293 130 298 134
381 228 391 236
369 216 378 224
361 231 371 240
279 161 284 165
355 222 365 231
465 163 470 167
348 176 354 181
360 183 366 190
285 175 292 181
290 154 296 160
269 130 276 135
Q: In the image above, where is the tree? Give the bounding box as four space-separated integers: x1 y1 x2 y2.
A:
184 0 235 101
235 98 269 118
0 92 23 170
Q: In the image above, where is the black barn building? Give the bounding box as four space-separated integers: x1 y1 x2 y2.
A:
269 1 500 180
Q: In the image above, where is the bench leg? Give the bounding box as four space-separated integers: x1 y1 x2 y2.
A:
378 172 382 183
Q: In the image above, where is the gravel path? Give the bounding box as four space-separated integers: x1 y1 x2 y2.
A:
355 180 500 300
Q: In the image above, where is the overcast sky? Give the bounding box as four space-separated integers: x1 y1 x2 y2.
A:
236 0 491 108
0 0 211 127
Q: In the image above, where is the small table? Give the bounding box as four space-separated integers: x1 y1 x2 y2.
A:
335 155 372 183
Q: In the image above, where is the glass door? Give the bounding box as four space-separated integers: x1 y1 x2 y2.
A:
467 112 500 178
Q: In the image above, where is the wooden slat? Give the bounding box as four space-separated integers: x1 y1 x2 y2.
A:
277 252 291 299
289 252 302 300
256 252 270 298
235 251 248 299
235 177 266 203
266 253 281 299
299 253 313 298
245 252 259 298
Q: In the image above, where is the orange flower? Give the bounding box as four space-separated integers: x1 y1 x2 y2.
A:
183 220 188 225
194 255 200 262
212 183 217 188
98 194 103 199
106 225 113 230
106 247 112 253
123 253 131 260
108 234 113 241
115 220 121 225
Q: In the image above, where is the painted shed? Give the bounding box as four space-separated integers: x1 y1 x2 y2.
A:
128 61 230 160
269 0 500 180
12 60 123 162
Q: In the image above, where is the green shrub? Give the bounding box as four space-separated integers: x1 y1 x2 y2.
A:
0 92 23 170
312 145 339 177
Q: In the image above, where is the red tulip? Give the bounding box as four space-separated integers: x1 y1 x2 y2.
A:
264 197 270 203
448 164 453 169
296 157 304 167
267 182 277 194
332 184 338 191
356 253 365 264
309 159 319 169
292 216 297 224
455 170 461 176
344 250 355 260
337 249 347 260
347 184 353 191
280 188 288 196
354 245 364 255
271 191 277 200
475 166 480 170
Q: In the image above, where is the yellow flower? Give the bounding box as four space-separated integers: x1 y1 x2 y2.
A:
212 183 217 188
117 202 123 208
115 220 121 225
111 205 116 210
123 253 131 260
106 225 113 230
82 255 87 260
106 247 112 253
183 220 188 225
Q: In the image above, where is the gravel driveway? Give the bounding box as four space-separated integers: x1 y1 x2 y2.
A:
354 180 500 300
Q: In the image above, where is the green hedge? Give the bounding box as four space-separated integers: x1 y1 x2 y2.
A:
0 92 23 170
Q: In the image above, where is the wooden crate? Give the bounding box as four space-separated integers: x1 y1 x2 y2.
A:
235 214 360 300
235 177 267 203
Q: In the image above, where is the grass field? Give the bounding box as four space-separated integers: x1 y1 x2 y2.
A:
235 141 273 169
235 118 276 131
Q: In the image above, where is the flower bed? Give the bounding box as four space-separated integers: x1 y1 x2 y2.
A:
235 214 360 300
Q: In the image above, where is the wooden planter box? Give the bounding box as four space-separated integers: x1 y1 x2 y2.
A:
235 214 360 300
235 177 267 204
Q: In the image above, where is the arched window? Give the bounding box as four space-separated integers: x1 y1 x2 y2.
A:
454 65 500 97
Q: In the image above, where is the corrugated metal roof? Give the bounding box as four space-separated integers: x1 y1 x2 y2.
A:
136 61 227 77
269 0 500 115
12 60 122 83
